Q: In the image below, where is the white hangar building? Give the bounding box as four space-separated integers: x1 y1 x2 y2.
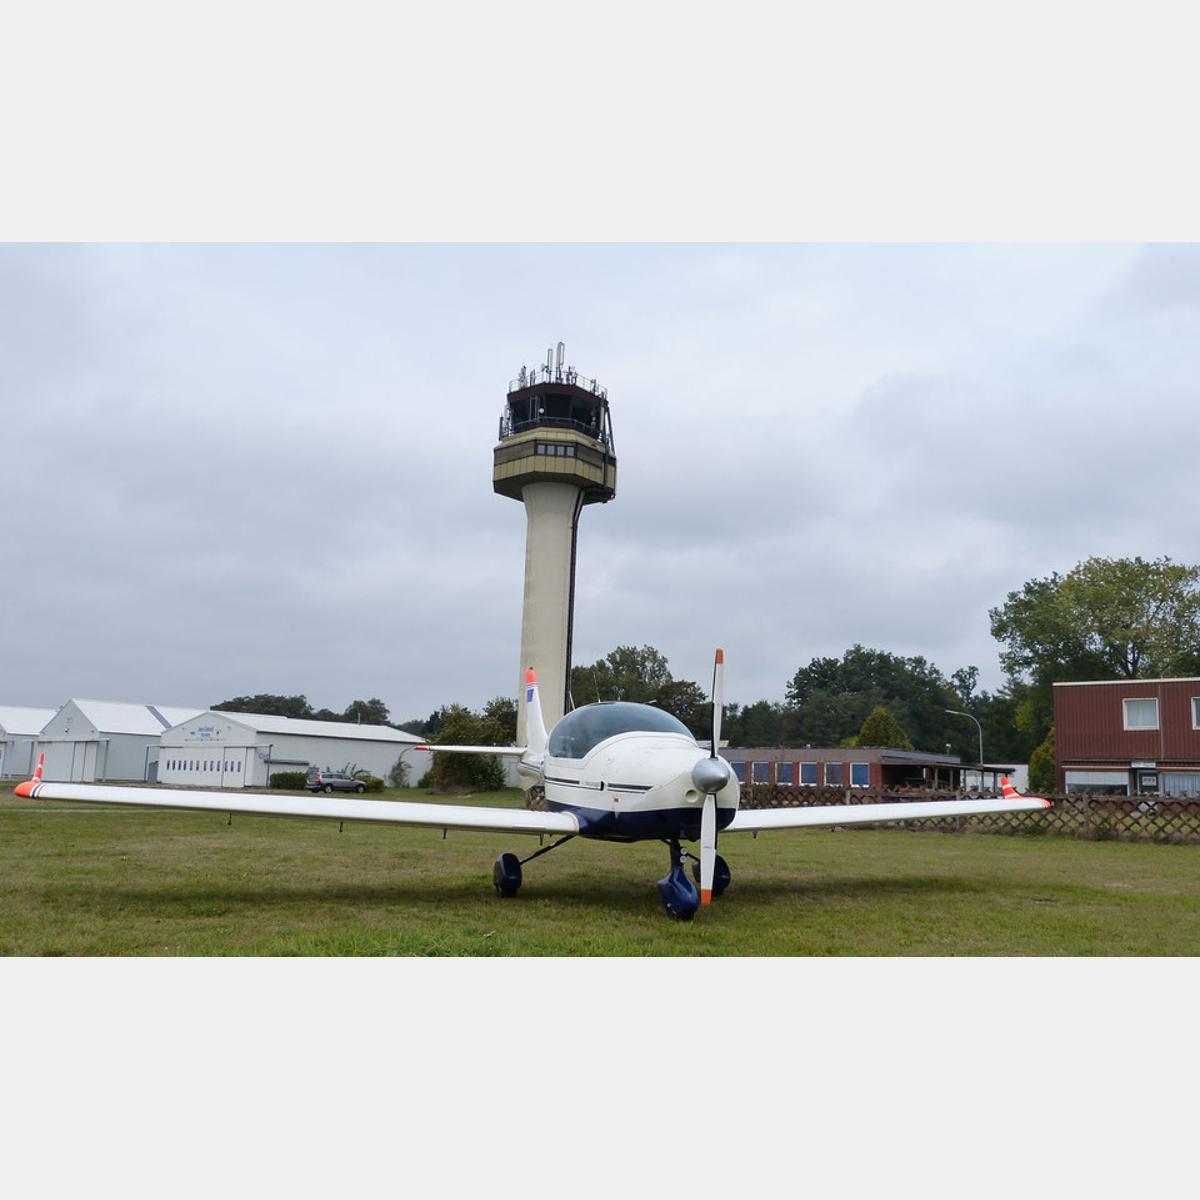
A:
37 700 205 782
158 711 433 788
0 706 58 779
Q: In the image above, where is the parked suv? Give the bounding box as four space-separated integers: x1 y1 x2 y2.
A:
306 769 367 794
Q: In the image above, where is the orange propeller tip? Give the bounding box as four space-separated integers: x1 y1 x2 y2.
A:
715 649 724 664
700 889 713 905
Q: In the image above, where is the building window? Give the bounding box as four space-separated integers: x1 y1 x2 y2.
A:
850 763 870 787
799 762 817 785
1064 770 1129 796
825 762 844 786
731 762 746 783
776 762 794 785
1193 698 1200 730
1123 698 1159 730
1163 772 1200 797
751 761 769 784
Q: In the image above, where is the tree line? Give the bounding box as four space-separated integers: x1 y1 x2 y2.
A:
215 555 1200 788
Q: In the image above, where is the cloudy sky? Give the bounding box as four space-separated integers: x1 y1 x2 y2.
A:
2 243 1198 721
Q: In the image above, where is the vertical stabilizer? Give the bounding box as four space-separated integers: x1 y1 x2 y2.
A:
524 668 548 757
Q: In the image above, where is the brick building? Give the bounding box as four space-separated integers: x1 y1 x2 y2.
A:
718 745 970 790
1053 677 1200 797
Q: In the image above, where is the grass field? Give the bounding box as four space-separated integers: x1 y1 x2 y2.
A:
3 786 1199 955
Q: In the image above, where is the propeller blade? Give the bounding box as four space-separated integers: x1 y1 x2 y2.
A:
699 792 717 905
710 647 724 756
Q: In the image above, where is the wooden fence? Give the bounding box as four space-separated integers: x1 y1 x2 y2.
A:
737 785 1200 845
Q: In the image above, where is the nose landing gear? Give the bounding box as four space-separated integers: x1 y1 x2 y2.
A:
658 839 700 921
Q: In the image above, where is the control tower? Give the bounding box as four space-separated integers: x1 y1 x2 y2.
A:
494 343 617 743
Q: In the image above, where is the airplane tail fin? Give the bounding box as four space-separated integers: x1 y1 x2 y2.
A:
14 753 44 798
524 668 548 757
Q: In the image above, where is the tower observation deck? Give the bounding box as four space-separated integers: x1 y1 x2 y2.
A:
494 344 617 743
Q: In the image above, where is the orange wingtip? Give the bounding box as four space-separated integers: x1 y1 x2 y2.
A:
525 668 537 684
715 649 724 664
700 888 713 905
15 781 34 798
414 745 430 752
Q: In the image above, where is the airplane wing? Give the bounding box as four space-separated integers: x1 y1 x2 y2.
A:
14 777 576 837
725 792 1050 833
416 744 527 757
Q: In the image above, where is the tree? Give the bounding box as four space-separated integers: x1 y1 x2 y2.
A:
656 679 709 737
990 556 1200 742
855 706 913 749
212 693 313 718
570 645 710 737
571 645 673 705
950 666 979 706
1028 727 1056 793
783 645 969 753
482 696 518 743
427 704 510 790
343 698 390 726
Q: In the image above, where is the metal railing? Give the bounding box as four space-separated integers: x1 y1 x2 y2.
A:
498 411 610 445
507 365 607 399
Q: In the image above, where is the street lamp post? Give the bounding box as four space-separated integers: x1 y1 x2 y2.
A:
944 708 985 791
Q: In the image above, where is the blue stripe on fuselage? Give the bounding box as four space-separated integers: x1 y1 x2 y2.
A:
547 799 736 842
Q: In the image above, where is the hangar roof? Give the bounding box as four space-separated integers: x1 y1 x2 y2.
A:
0 706 58 735
198 712 425 744
66 699 205 734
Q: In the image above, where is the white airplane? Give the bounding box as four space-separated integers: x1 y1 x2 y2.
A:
14 650 1050 919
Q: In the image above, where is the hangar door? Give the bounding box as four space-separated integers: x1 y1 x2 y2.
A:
221 749 248 787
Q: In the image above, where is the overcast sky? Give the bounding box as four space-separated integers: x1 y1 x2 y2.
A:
2 243 1198 721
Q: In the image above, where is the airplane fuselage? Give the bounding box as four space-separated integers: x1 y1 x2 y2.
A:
521 730 740 842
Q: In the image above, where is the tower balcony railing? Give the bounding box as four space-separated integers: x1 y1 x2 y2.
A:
507 365 607 399
498 412 611 445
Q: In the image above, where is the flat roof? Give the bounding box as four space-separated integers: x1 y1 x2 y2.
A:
1054 677 1200 687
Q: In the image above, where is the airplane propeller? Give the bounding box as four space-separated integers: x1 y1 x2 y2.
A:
690 648 730 905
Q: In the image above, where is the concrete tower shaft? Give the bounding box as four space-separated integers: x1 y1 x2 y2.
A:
493 352 616 744
516 482 583 735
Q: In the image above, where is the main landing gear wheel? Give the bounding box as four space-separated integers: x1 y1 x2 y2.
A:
691 853 731 898
658 839 699 921
493 852 522 898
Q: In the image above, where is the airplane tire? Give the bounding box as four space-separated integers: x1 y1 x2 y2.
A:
493 852 522 898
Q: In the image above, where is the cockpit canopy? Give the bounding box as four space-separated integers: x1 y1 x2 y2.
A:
547 702 694 760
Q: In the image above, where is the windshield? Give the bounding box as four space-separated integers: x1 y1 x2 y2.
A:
547 702 694 759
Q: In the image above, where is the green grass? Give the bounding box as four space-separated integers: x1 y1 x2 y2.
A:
3 786 1200 955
